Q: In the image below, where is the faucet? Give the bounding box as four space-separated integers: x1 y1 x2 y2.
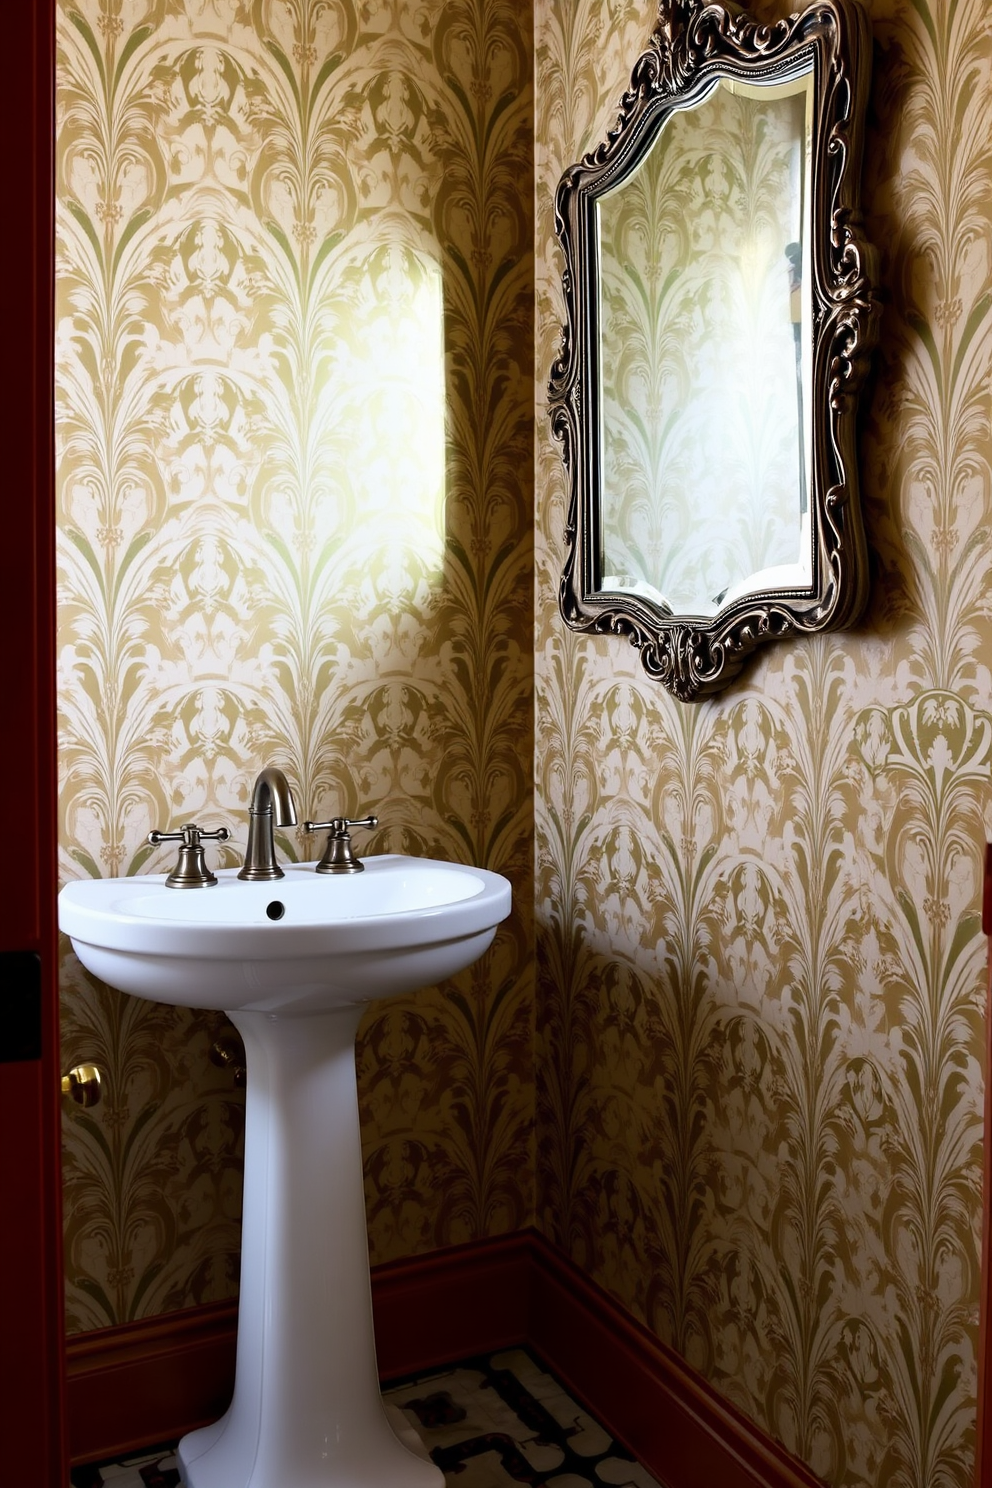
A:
237 767 298 881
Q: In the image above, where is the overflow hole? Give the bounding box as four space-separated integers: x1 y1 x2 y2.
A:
266 901 286 921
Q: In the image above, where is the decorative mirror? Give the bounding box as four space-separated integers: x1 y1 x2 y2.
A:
549 0 879 699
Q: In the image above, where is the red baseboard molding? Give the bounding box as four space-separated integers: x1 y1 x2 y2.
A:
67 1229 821 1488
65 1233 533 1466
528 1234 824 1488
372 1230 532 1379
65 1300 238 1466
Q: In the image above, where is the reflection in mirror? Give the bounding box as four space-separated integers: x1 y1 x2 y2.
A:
599 73 814 617
549 0 879 699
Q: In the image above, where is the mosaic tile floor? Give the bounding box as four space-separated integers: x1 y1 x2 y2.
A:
69 1346 663 1488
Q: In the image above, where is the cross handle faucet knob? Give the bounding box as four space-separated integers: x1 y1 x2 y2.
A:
302 815 378 874
147 824 231 889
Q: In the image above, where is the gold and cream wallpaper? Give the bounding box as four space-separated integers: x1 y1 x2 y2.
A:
55 0 534 1333
54 0 992 1483
535 1 992 1487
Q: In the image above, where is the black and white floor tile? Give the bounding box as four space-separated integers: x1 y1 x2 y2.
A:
70 1347 662 1488
383 1347 662 1488
69 1448 181 1488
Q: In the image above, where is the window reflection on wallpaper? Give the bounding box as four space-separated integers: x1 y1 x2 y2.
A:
326 244 447 588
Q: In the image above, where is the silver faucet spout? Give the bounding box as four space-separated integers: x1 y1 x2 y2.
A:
237 767 298 881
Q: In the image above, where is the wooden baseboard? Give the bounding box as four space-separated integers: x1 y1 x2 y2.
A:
65 1300 238 1467
528 1234 824 1488
65 1233 533 1466
372 1230 532 1380
67 1229 821 1488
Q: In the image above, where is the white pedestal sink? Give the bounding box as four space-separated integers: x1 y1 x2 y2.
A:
59 856 511 1488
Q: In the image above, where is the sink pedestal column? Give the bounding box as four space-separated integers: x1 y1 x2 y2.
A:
177 1004 442 1488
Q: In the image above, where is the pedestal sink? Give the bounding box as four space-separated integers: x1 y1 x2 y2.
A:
59 855 511 1488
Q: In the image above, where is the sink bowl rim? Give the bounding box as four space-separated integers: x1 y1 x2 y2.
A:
59 854 511 962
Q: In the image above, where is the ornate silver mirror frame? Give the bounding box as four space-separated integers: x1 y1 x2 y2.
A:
549 0 879 700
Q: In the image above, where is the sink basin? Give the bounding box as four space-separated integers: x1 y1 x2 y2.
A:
58 853 511 1488
59 855 510 1014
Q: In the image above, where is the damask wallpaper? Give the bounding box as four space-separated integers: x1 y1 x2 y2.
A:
56 0 534 1333
535 2 992 1488
54 0 992 1484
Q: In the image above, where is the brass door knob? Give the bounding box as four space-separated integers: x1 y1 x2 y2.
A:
61 1063 102 1107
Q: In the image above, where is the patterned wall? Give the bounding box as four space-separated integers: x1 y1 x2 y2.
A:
56 0 534 1334
535 2 992 1487
55 0 992 1482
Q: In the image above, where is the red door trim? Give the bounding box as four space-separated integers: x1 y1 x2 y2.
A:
0 2 65 1483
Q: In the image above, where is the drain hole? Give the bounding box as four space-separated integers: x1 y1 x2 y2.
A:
266 900 286 921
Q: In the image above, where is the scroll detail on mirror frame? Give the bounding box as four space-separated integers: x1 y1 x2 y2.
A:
548 0 880 701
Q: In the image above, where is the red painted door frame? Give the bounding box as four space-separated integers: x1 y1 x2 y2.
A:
0 3 65 1484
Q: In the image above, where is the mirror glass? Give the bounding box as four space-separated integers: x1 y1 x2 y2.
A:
598 71 814 617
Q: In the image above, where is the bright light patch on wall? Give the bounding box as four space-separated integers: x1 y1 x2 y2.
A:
327 244 447 593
